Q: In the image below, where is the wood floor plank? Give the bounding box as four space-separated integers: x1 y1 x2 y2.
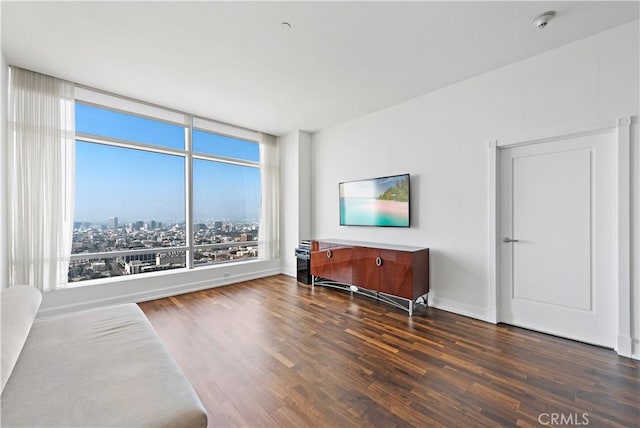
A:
139 275 639 428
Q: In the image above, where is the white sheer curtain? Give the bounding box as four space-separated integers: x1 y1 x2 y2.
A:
258 132 280 260
8 67 75 291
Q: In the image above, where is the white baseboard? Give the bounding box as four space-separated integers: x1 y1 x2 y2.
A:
38 266 281 318
616 334 634 358
485 306 498 324
631 338 640 361
282 267 296 278
428 294 492 323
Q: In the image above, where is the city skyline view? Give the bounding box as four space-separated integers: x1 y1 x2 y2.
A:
70 218 259 281
73 216 260 227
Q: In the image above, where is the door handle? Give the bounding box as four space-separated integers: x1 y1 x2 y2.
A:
375 256 383 267
326 249 333 258
503 237 519 243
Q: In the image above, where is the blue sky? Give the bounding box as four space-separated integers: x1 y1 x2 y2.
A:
74 103 260 224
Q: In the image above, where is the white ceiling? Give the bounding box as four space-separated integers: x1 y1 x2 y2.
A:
2 1 638 136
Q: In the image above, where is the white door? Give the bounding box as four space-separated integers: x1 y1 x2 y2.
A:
499 131 616 348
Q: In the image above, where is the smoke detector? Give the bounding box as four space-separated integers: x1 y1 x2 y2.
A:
531 11 556 29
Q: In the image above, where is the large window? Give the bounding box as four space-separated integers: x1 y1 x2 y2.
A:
69 97 262 283
191 126 261 268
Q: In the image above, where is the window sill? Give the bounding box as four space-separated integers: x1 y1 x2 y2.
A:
58 257 266 291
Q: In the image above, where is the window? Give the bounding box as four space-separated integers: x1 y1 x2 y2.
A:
69 96 263 283
192 157 260 266
192 129 259 161
76 103 185 150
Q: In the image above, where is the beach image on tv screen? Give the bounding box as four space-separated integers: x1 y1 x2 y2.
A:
340 175 409 227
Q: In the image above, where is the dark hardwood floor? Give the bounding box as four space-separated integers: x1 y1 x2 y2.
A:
139 275 639 428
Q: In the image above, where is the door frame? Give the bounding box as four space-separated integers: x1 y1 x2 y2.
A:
488 117 633 358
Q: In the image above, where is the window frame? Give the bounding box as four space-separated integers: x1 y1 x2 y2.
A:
70 90 262 283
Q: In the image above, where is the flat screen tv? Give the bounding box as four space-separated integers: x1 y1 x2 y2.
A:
339 174 410 227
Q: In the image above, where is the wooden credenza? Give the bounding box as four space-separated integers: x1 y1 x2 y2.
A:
310 239 429 315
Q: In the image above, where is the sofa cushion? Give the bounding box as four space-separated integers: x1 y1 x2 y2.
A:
0 285 42 393
1 303 207 427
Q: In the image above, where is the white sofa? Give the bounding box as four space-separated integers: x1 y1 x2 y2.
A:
1 286 207 428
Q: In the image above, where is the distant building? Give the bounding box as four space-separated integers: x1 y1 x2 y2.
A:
91 262 106 272
117 252 156 269
109 216 118 229
124 260 147 275
214 221 223 230
156 253 184 265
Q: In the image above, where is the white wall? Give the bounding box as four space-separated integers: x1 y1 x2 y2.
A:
632 119 639 358
280 131 298 276
299 132 312 244
312 22 639 352
279 130 312 277
0 48 8 289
